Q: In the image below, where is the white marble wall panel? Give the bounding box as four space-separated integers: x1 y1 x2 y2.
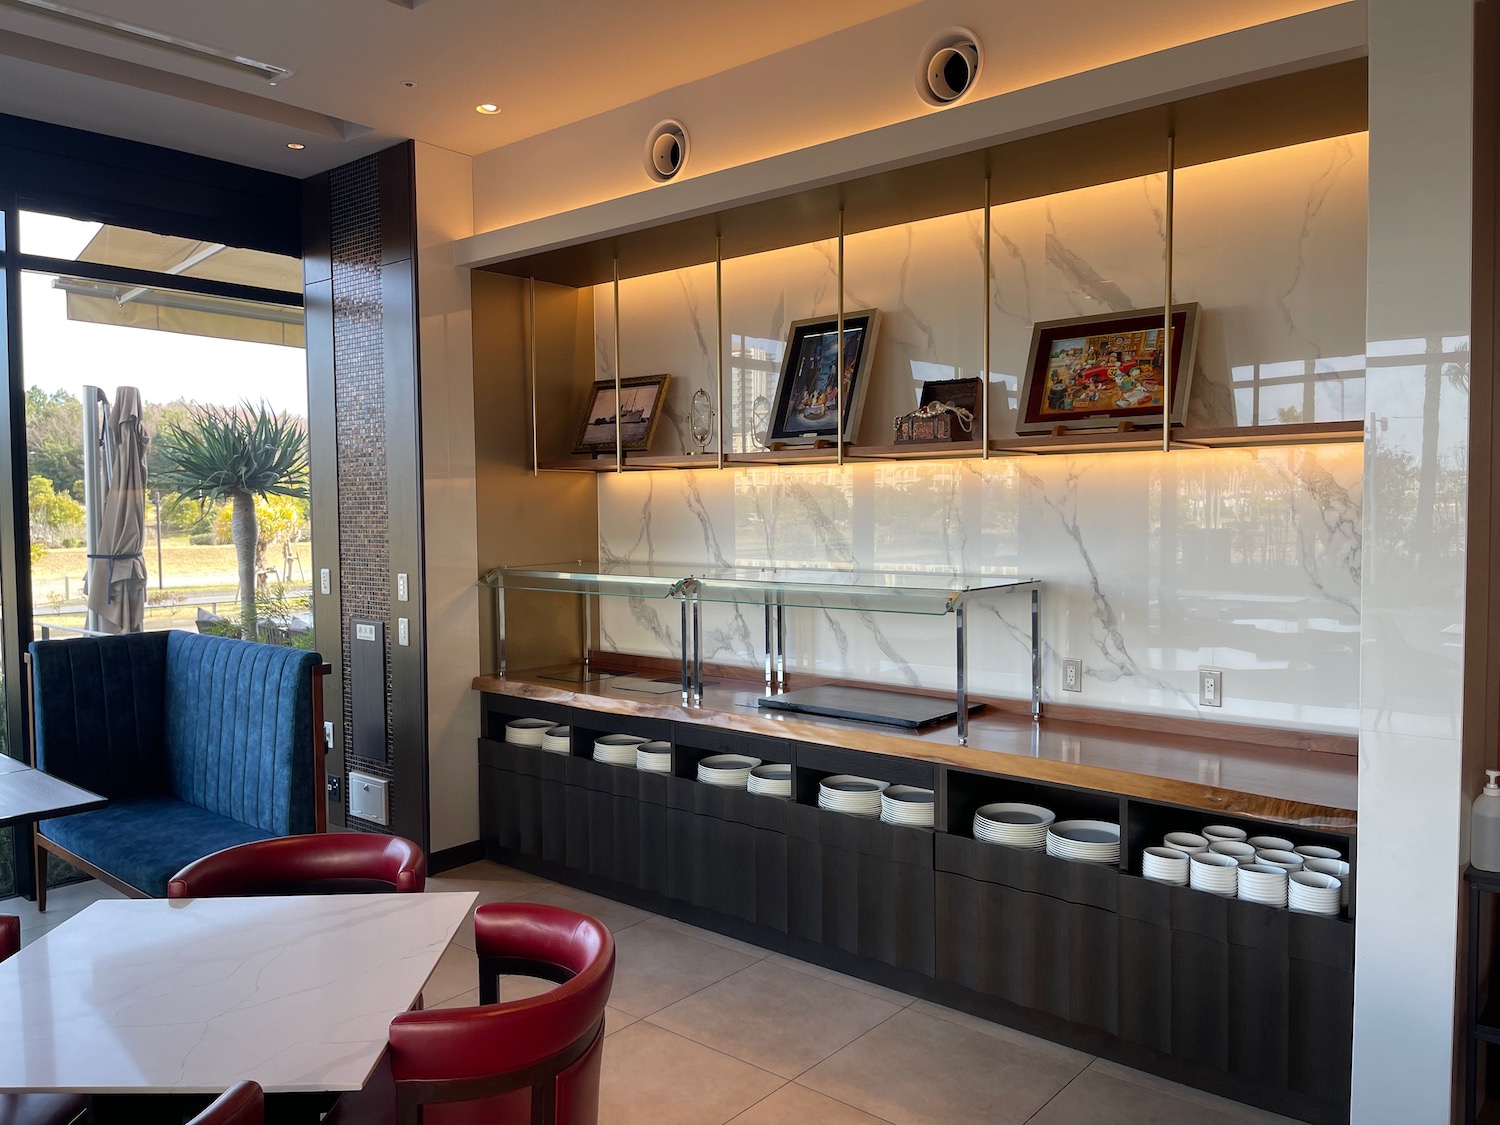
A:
592 136 1368 734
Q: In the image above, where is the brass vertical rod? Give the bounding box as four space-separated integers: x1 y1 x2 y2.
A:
528 277 539 476
982 176 992 460
613 257 623 472
716 236 725 470
1162 136 1175 453
836 209 845 467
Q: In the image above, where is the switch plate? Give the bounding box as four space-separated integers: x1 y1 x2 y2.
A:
397 572 408 602
323 720 335 749
1199 668 1223 708
1062 658 1083 692
397 617 409 646
319 568 330 595
326 774 341 802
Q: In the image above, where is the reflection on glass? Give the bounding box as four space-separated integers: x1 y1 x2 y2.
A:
751 395 771 450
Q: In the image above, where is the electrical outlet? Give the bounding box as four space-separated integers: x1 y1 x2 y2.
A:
326 774 341 802
319 568 331 595
323 720 335 749
1199 668 1223 708
397 573 408 602
1062 657 1083 692
398 617 409 646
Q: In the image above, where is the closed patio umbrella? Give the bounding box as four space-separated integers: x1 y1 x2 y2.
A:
85 387 148 634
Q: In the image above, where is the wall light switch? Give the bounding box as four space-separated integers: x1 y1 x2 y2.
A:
1062 658 1082 692
323 720 335 749
397 617 409 646
396 573 408 602
1199 668 1224 708
319 568 331 595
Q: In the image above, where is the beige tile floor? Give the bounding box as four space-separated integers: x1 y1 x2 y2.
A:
3 863 1300 1125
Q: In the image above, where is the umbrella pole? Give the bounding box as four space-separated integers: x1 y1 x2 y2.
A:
82 386 109 634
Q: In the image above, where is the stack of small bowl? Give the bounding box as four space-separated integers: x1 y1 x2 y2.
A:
1045 820 1121 864
1236 863 1290 907
504 718 552 747
1189 851 1240 896
972 803 1054 849
697 754 760 788
594 733 647 766
541 726 571 755
880 785 935 827
1289 871 1342 915
817 775 887 818
747 762 792 798
635 740 672 773
1141 846 1191 886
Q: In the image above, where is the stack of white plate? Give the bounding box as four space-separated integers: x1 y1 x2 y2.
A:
1289 870 1342 916
1304 857 1350 906
1189 851 1240 896
593 733 648 766
1163 832 1210 855
818 775 887 817
1237 863 1290 908
1254 849 1305 874
698 754 761 788
541 726 571 755
1142 846 1190 886
636 741 672 773
880 786 935 827
1045 820 1121 864
747 762 792 798
504 718 553 747
973 803 1054 849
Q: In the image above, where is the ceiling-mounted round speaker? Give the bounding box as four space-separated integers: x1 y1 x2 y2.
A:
917 29 982 106
644 120 689 182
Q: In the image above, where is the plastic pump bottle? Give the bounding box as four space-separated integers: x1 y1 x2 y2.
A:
1474 770 1500 871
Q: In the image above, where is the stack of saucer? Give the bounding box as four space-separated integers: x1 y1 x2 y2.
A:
698 754 761 788
504 718 552 747
1304 857 1350 906
880 786 935 827
973 803 1054 849
1247 835 1294 853
1045 820 1120 864
1236 863 1290 908
1203 825 1248 844
1295 844 1343 865
747 762 792 798
636 741 672 773
1142 846 1190 886
818 775 887 817
541 726 571 755
1189 851 1240 896
1254 849 1305 874
1209 840 1256 865
594 733 648 766
1163 832 1210 855
1289 870 1342 916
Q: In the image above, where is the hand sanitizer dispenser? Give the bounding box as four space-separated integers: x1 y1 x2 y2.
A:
1473 770 1500 871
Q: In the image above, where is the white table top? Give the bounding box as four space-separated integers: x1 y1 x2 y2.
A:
0 891 477 1095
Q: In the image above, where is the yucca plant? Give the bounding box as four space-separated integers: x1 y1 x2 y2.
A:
155 402 309 640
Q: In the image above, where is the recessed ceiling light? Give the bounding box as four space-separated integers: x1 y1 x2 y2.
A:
287 142 305 150
476 103 500 115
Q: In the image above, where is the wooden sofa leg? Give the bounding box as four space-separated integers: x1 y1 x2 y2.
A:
33 830 47 913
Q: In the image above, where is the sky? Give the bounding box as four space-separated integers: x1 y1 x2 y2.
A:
18 211 309 417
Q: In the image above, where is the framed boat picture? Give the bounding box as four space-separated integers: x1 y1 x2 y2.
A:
572 373 671 455
769 309 880 445
1016 304 1200 434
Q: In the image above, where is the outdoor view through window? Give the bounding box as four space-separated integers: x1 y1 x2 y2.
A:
0 211 308 894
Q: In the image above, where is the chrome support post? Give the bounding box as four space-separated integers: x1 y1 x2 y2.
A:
1030 586 1041 720
763 595 774 696
774 593 786 693
956 600 969 743
1162 136 1175 453
692 590 704 705
680 594 691 703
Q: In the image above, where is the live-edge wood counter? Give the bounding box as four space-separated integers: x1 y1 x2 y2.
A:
472 671 1357 832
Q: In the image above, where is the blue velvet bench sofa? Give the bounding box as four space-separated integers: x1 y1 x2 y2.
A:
27 630 328 907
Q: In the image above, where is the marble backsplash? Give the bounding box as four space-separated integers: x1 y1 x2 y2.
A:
587 134 1367 733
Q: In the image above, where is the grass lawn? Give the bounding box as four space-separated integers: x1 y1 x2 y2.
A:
31 538 314 608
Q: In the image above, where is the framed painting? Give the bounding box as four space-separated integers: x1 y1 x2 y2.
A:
572 373 671 455
769 309 880 445
1016 304 1200 434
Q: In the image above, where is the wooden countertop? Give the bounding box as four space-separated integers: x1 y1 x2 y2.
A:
473 671 1357 834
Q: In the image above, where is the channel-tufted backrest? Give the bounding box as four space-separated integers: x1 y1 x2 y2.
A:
163 631 319 836
30 633 170 799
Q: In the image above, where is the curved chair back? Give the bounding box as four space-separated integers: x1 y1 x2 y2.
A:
387 904 615 1125
187 1082 264 1125
0 914 17 961
167 833 426 898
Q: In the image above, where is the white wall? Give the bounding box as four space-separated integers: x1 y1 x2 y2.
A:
414 141 482 854
1350 0 1475 1120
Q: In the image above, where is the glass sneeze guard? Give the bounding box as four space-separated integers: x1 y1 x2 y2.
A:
483 562 1041 740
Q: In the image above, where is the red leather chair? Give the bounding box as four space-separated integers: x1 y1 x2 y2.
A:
186 1081 263 1125
0 917 89 1125
325 903 615 1125
166 833 426 897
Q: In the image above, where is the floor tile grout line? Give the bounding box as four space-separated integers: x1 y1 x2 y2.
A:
781 1000 910 1084
722 1079 793 1125
1020 1062 1092 1125
787 1079 904 1125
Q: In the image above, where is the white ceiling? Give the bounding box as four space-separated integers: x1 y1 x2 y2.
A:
0 0 918 176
